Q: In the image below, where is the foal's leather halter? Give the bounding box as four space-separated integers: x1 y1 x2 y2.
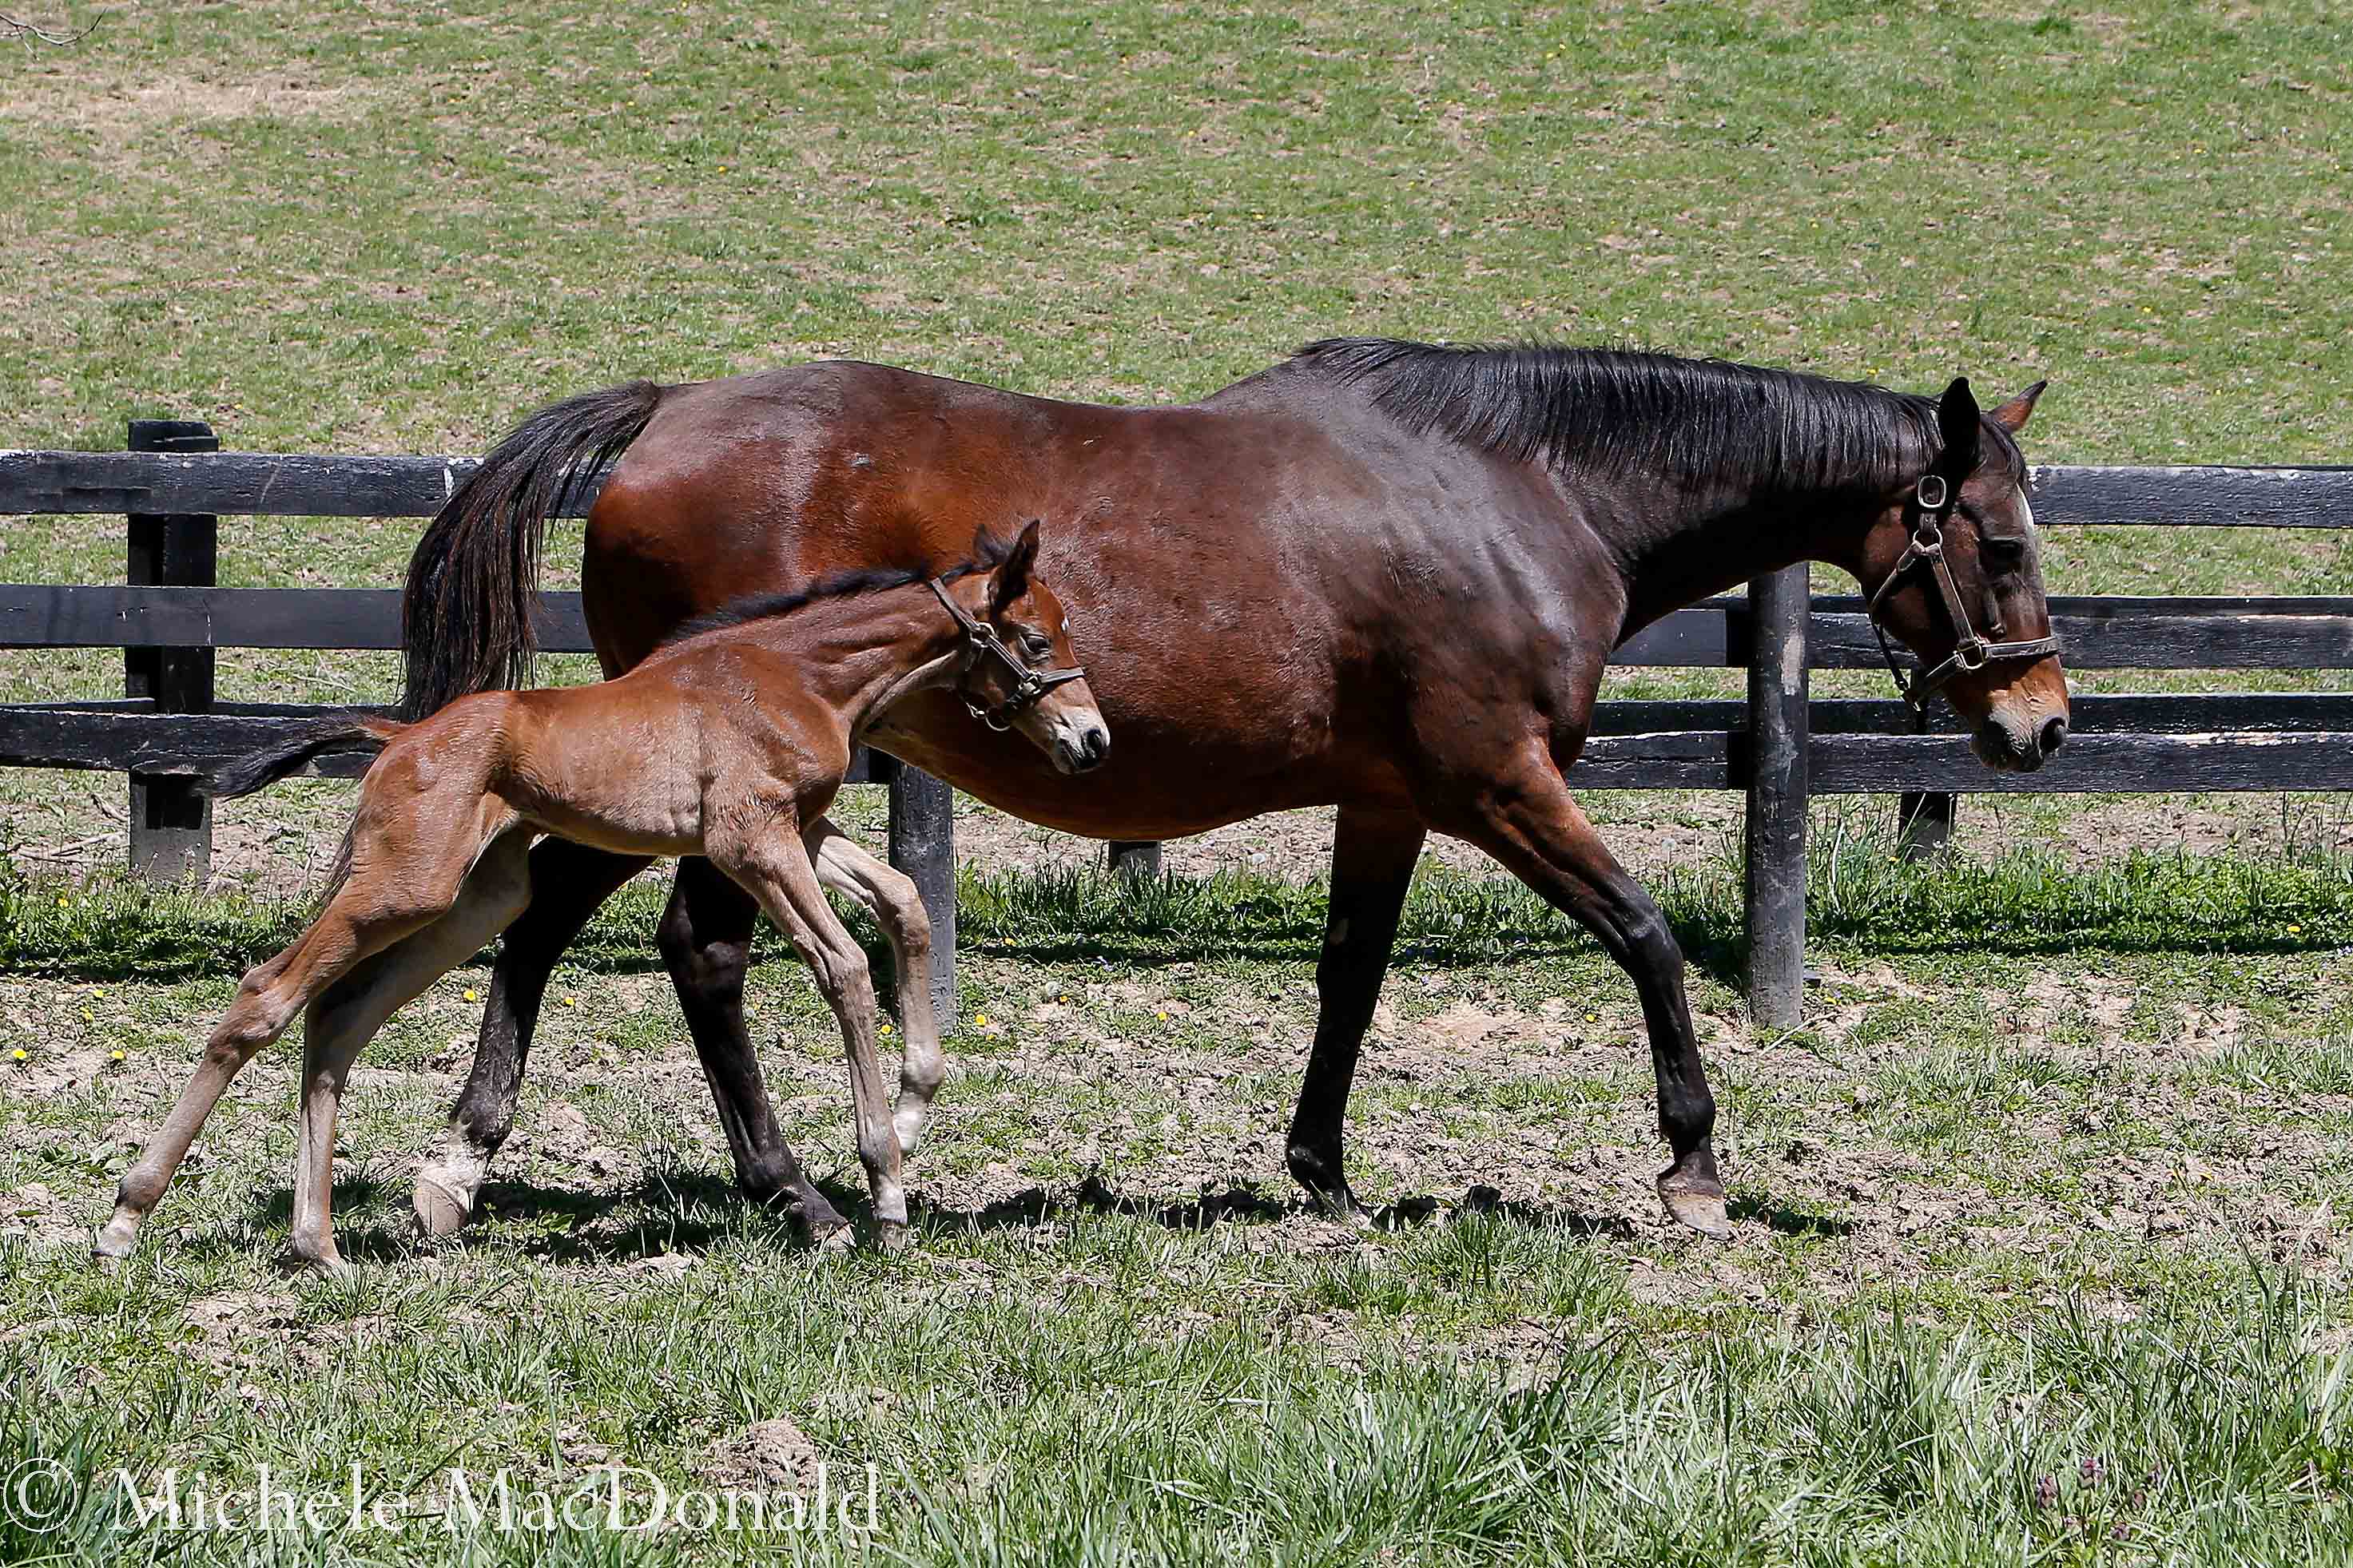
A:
1867 474 2063 709
928 578 1087 731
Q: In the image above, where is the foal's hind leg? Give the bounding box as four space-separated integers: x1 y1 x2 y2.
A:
805 817 942 1155
96 882 446 1260
288 828 536 1272
712 824 906 1244
1437 744 1729 1240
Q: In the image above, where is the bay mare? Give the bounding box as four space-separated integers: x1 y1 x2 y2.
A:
98 527 1106 1271
394 339 2069 1242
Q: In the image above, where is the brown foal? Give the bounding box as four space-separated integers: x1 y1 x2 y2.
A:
94 523 1104 1272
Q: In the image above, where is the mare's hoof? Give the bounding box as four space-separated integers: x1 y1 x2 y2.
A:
1290 1157 1372 1227
789 1197 850 1244
814 1221 858 1253
1655 1169 1734 1241
411 1177 472 1240
875 1221 912 1255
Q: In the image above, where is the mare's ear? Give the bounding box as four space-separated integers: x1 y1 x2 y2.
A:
988 519 1042 616
1935 375 1981 477
1988 379 2048 435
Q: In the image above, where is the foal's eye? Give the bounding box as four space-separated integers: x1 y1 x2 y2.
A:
1981 538 2028 574
1020 633 1052 658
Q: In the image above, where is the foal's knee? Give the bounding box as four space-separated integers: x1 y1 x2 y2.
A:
812 943 874 1013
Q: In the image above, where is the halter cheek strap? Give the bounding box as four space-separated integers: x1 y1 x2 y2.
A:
1867 474 2064 709
928 578 1087 731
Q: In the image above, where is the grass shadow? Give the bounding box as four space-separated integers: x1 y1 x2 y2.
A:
1728 1193 1856 1237
914 1174 1638 1242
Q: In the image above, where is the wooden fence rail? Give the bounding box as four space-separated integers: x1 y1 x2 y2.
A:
5 428 2351 1028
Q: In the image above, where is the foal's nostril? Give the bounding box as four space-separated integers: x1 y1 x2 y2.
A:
2039 717 2068 757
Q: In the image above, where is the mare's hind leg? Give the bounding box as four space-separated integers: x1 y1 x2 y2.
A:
418 839 650 1237
711 824 905 1244
290 828 536 1273
805 817 941 1154
1286 807 1426 1219
1436 744 1729 1240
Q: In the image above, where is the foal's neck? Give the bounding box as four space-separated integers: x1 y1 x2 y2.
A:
741 585 966 740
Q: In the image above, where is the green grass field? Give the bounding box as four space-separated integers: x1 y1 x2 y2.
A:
4 1 2352 1562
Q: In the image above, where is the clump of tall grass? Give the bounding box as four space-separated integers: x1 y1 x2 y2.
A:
6 811 2351 982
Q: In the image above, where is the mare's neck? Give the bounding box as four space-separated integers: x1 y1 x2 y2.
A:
1606 468 1912 638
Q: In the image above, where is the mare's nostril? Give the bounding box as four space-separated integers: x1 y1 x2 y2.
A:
2039 717 2068 756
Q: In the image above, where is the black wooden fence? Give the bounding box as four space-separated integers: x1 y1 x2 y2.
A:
6 424 2352 1026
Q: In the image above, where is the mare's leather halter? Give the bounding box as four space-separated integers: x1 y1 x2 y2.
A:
1867 473 2063 709
928 578 1087 730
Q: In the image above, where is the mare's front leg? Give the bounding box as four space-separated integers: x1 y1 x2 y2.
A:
417 836 650 1237
805 817 941 1154
1285 806 1426 1219
1442 742 1729 1239
658 857 846 1236
711 824 907 1246
292 828 536 1273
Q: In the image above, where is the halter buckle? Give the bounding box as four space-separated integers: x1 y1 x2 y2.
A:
1914 473 1950 512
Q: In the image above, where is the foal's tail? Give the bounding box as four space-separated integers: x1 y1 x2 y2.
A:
397 379 664 720
205 716 403 800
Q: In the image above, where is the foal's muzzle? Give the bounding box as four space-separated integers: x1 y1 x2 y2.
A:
1053 718 1111 775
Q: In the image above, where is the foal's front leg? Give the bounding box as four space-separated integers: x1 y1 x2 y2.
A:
805 817 943 1154
713 823 908 1244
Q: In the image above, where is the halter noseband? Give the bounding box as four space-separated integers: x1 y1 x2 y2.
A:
928 578 1087 731
1867 473 2063 709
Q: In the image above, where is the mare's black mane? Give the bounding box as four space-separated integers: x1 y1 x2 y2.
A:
1293 338 2005 492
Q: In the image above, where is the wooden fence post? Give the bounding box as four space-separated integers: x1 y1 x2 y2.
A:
1895 701 1957 859
1107 840 1161 880
125 418 218 882
1743 566 1809 1029
886 761 958 1024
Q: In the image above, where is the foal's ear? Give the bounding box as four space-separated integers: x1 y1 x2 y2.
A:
1988 379 2048 435
1936 375 1981 474
988 519 1042 614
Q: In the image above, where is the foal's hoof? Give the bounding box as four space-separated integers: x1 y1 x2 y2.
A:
288 1248 358 1283
1655 1169 1734 1241
875 1220 911 1255
92 1219 137 1264
411 1176 473 1240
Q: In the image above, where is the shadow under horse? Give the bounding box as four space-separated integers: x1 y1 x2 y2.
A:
393 338 2069 1241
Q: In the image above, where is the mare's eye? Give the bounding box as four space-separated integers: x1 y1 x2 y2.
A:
1981 538 2027 574
1021 633 1052 658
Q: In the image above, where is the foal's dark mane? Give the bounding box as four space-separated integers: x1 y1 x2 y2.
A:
1294 338 1966 494
658 534 1014 650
